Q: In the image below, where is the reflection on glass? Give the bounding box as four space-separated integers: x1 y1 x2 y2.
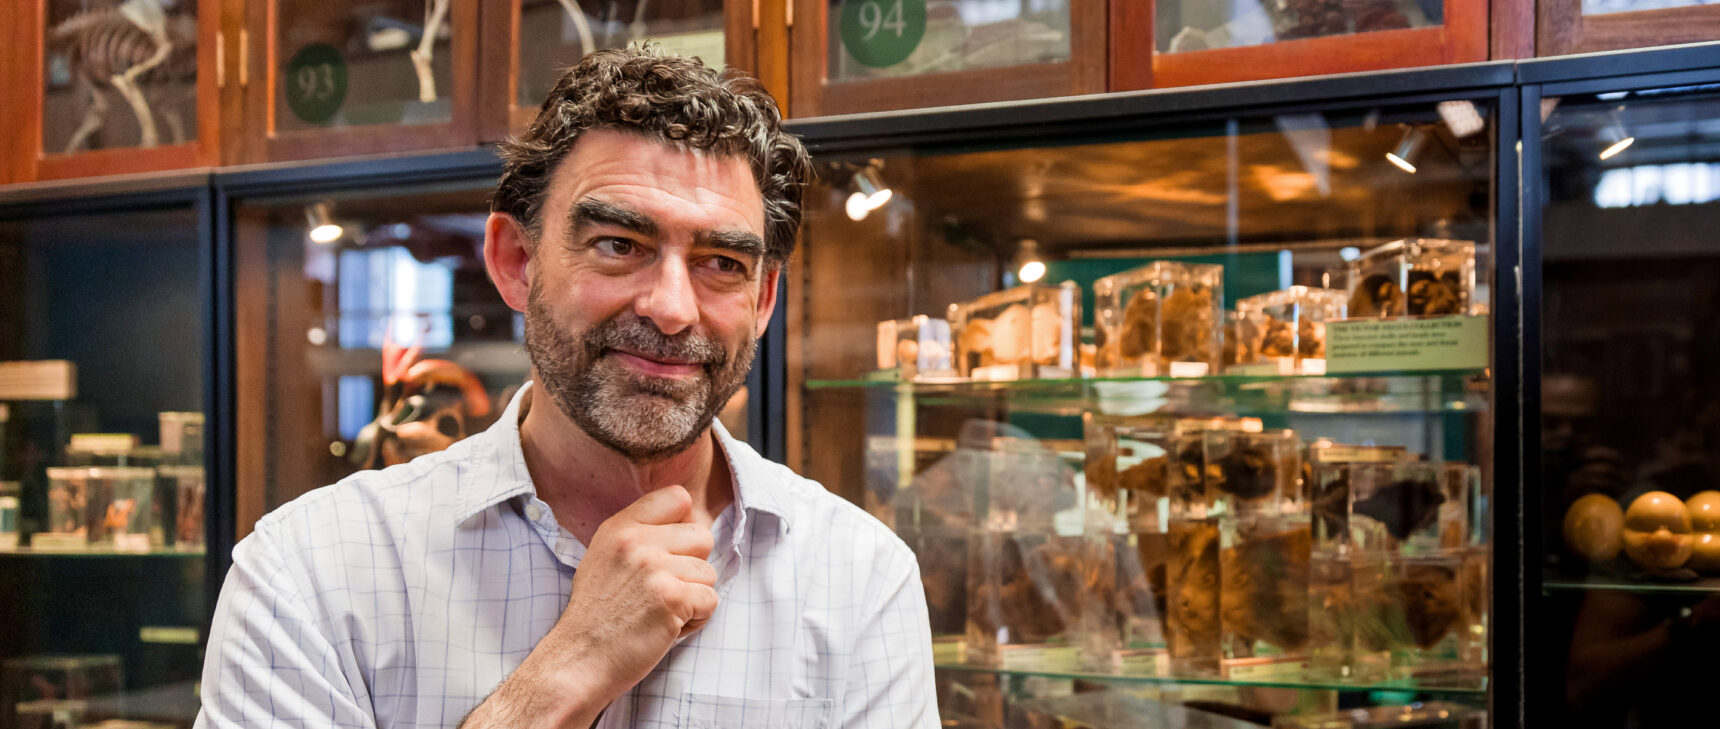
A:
826 0 1072 82
517 0 726 107
1582 0 1710 14
274 0 455 132
1 208 208 726
237 184 527 516
1541 86 1720 728
41 0 199 155
1155 0 1440 53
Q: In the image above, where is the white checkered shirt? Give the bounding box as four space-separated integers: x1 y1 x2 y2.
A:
196 383 936 728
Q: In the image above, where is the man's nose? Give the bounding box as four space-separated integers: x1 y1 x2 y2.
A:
634 255 699 336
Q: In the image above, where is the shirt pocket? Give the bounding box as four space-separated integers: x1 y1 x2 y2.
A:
677 692 834 729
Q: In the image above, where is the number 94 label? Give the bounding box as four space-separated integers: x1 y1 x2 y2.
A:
839 0 927 69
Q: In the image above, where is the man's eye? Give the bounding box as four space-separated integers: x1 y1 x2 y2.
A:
705 256 745 274
595 238 634 257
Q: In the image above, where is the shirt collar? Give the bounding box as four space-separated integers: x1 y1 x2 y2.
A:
451 382 537 526
452 381 792 531
708 412 792 536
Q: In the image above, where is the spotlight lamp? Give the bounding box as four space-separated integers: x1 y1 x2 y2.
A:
845 162 893 221
1598 112 1635 161
306 201 344 244
1386 126 1428 174
1016 239 1046 284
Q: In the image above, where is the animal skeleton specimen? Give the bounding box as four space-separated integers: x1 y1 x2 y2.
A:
553 0 657 60
410 0 450 102
410 0 658 103
51 0 197 153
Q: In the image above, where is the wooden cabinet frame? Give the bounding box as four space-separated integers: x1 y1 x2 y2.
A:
1112 0 1490 90
787 0 1107 118
1539 0 1720 56
11 0 222 181
3 0 17 184
478 1 763 142
237 0 480 163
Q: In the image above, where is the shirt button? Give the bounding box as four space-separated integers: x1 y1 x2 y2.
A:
526 504 544 522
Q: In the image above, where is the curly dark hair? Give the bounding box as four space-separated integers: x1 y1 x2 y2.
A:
493 44 812 267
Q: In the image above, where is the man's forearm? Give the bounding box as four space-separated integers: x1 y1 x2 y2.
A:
459 653 605 729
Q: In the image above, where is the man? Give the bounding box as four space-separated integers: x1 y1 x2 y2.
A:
196 46 935 728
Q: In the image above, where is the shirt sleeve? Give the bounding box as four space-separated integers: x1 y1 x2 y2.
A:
839 543 939 729
195 526 377 729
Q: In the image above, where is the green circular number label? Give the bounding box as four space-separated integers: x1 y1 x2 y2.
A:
285 43 348 124
839 0 926 69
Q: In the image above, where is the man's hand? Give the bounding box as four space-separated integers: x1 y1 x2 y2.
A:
561 484 720 680
461 486 718 728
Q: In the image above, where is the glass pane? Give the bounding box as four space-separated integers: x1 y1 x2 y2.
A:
516 0 727 108
274 0 455 133
0 206 207 726
1156 0 1442 53
825 0 1072 82
1583 0 1708 14
1539 85 1720 727
791 96 1497 723
42 0 201 155
234 182 528 517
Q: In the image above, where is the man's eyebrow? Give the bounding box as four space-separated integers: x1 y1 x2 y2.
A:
697 229 767 259
569 197 658 238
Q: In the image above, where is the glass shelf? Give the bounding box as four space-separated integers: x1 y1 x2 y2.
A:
304 342 529 378
0 546 206 558
933 662 1488 695
807 369 1488 416
1543 571 1720 595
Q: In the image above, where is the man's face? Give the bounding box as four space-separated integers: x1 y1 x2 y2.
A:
522 129 774 462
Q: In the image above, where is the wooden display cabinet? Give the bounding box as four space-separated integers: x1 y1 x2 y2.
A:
787 0 1106 118
1538 0 1720 56
479 0 765 142
8 0 222 181
1111 0 1489 90
2 0 16 185
234 0 480 162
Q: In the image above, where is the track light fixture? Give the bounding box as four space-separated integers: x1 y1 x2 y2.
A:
1016 239 1046 284
306 201 344 244
845 162 893 221
1598 112 1635 161
1386 126 1429 174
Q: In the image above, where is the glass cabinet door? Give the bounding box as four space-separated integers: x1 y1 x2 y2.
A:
1538 0 1720 56
14 0 220 181
787 0 1105 117
230 179 526 530
242 0 479 162
480 0 748 141
1113 0 1487 90
789 90 1501 725
0 195 210 728
1536 78 1720 727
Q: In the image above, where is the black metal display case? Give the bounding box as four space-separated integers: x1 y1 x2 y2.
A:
0 173 217 728
786 58 1521 729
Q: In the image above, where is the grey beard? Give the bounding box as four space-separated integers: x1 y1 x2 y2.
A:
524 286 756 463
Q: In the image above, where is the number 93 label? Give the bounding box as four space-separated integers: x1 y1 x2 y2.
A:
839 0 927 69
285 43 349 125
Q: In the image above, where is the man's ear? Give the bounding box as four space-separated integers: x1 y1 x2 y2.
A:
754 266 781 339
485 212 533 312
